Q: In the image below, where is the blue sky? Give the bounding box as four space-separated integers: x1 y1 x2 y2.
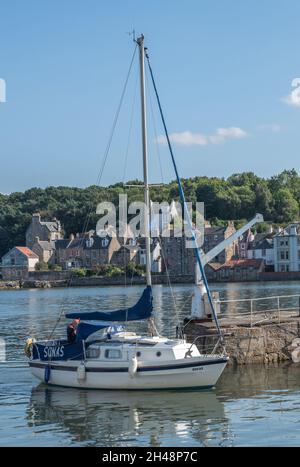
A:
0 0 299 193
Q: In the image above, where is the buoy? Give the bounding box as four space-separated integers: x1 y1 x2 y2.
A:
44 365 51 384
128 355 138 378
77 363 86 381
291 347 300 363
24 337 34 358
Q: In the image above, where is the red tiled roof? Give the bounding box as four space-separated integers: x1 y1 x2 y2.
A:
15 247 39 259
208 259 264 270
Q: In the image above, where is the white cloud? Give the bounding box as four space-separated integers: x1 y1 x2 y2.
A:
156 131 208 146
257 123 281 133
156 127 248 147
282 78 300 107
209 127 248 144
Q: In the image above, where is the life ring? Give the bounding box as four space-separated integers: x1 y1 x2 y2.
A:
24 338 34 358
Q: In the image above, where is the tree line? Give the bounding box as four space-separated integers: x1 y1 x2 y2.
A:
0 169 299 258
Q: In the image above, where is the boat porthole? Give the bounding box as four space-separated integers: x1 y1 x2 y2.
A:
136 351 141 357
156 351 161 357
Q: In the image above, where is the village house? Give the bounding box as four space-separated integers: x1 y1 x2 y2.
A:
247 231 275 271
1 247 39 280
55 232 121 270
31 237 56 264
160 222 237 276
26 213 63 249
273 223 300 272
237 229 254 259
203 222 237 263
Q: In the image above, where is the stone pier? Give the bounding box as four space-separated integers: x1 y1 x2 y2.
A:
184 315 300 365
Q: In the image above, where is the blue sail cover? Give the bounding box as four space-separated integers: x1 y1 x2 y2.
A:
76 321 112 341
66 286 153 322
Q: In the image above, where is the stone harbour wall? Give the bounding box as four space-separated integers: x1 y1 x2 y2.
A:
184 318 300 365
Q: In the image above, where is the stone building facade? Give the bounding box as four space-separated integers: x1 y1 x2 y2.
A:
26 213 63 249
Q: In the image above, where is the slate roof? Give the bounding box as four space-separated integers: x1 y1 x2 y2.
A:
40 221 60 232
249 233 274 250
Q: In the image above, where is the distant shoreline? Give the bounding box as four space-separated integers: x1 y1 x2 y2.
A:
0 273 300 290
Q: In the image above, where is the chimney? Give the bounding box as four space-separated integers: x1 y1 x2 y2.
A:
32 213 41 223
35 236 40 243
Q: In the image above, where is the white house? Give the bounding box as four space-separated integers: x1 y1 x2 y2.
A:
247 233 275 269
1 247 39 280
274 223 300 272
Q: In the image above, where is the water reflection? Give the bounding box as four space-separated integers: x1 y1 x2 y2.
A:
27 386 228 447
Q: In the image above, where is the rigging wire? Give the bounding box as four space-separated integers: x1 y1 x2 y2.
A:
145 51 223 341
48 43 138 339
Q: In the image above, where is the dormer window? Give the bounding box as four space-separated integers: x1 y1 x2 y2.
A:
102 238 109 247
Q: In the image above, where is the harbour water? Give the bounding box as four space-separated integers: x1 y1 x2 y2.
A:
1 281 300 447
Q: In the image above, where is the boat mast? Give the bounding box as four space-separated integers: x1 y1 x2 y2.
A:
137 34 152 287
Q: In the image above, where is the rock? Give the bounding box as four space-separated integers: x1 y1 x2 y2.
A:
291 338 300 348
291 347 300 363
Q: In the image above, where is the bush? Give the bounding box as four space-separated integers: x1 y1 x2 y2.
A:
72 268 87 277
35 261 49 271
48 263 62 271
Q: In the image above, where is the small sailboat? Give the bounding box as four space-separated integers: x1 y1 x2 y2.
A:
25 35 228 390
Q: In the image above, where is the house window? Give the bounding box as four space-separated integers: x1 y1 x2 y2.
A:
214 235 218 241
105 349 121 359
241 244 245 249
298 251 300 260
102 238 109 247
262 249 266 257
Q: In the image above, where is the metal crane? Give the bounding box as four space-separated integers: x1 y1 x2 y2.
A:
190 213 264 319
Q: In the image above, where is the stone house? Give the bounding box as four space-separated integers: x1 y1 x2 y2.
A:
31 237 56 264
237 229 254 259
1 246 39 280
26 213 63 249
160 222 237 276
110 243 140 268
160 230 194 276
55 234 121 270
203 222 236 263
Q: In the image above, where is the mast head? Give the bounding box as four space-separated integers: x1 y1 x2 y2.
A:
136 34 144 46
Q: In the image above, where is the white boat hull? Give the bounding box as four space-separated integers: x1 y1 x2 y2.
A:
29 356 228 390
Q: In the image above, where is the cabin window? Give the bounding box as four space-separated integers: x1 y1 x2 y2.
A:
86 347 100 358
105 349 121 359
156 351 162 357
136 351 141 357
